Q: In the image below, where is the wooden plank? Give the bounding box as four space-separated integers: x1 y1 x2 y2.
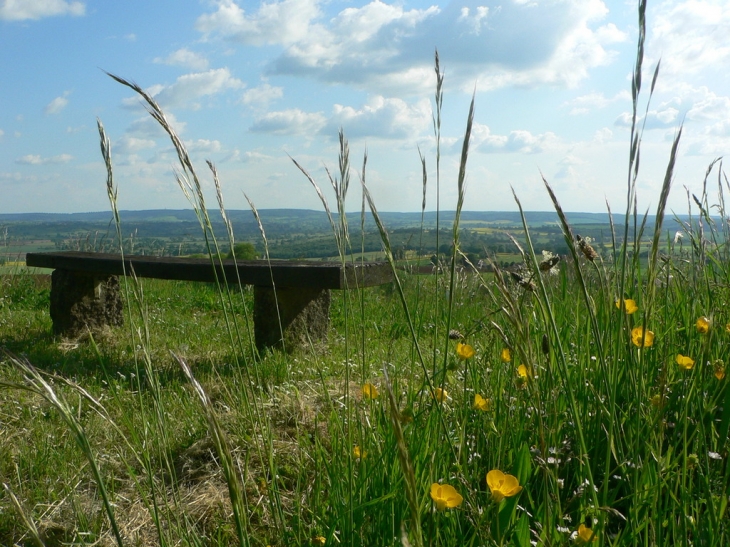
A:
25 251 393 290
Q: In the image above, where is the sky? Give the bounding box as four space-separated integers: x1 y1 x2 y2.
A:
0 0 729 215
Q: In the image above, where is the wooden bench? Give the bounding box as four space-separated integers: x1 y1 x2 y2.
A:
25 251 393 352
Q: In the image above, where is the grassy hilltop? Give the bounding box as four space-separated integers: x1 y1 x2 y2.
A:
2 3 730 546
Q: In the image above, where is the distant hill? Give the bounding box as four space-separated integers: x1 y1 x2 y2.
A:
2 208 695 261
1 208 620 227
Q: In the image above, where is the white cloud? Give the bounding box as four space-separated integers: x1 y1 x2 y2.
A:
15 153 73 165
44 93 69 115
0 129 4 139
248 95 431 140
250 108 326 135
471 123 558 154
458 6 490 35
242 83 283 107
185 139 222 153
685 87 730 123
152 68 244 109
115 136 156 154
648 0 730 82
154 48 209 71
196 0 322 46
243 150 273 162
594 127 613 143
564 90 630 115
614 107 680 130
119 69 243 112
615 86 730 134
1 172 34 182
554 154 586 179
222 149 274 163
0 0 85 21
126 111 187 137
197 0 624 94
323 96 431 140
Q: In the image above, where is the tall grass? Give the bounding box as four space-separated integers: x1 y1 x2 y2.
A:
1 1 730 545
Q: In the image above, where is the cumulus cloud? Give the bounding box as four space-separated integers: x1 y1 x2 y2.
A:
615 86 730 133
470 123 558 154
614 108 681 130
250 108 326 135
154 68 244 109
223 149 275 163
126 111 188 138
564 90 630 115
196 0 322 46
685 87 730 123
323 96 431 139
248 95 431 140
44 93 69 115
241 83 284 107
197 0 625 94
185 139 222 153
1 172 32 182
648 0 730 82
0 0 85 21
554 154 586 179
593 127 613 144
121 69 244 111
154 48 209 71
115 136 156 154
15 153 73 165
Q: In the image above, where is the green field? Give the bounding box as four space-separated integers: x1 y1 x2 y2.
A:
2 219 730 546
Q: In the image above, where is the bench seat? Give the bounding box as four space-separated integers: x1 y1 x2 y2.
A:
25 251 393 352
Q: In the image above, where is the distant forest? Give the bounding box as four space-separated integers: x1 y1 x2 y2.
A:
1 208 685 264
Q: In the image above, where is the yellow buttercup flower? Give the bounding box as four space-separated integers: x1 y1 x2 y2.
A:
399 406 414 424
353 446 366 459
500 348 512 362
616 298 638 314
696 316 711 334
433 387 448 402
631 326 654 347
725 322 730 334
517 364 529 379
430 482 463 510
473 394 491 411
456 341 475 360
312 536 326 546
676 354 695 370
362 383 379 399
577 524 597 543
486 469 522 502
714 360 725 380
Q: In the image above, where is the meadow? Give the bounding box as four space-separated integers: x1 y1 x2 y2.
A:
2 2 730 545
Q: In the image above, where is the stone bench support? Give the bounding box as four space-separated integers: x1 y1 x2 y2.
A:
26 251 393 352
50 269 123 336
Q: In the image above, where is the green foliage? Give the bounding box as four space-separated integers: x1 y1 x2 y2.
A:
226 241 258 260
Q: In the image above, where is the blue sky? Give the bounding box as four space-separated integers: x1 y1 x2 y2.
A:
1 0 728 214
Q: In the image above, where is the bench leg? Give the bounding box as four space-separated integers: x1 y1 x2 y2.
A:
253 286 330 352
50 269 124 337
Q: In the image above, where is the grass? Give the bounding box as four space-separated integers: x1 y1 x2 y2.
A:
2 2 730 545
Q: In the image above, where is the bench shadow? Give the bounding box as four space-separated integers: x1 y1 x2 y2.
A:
1 324 266 394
